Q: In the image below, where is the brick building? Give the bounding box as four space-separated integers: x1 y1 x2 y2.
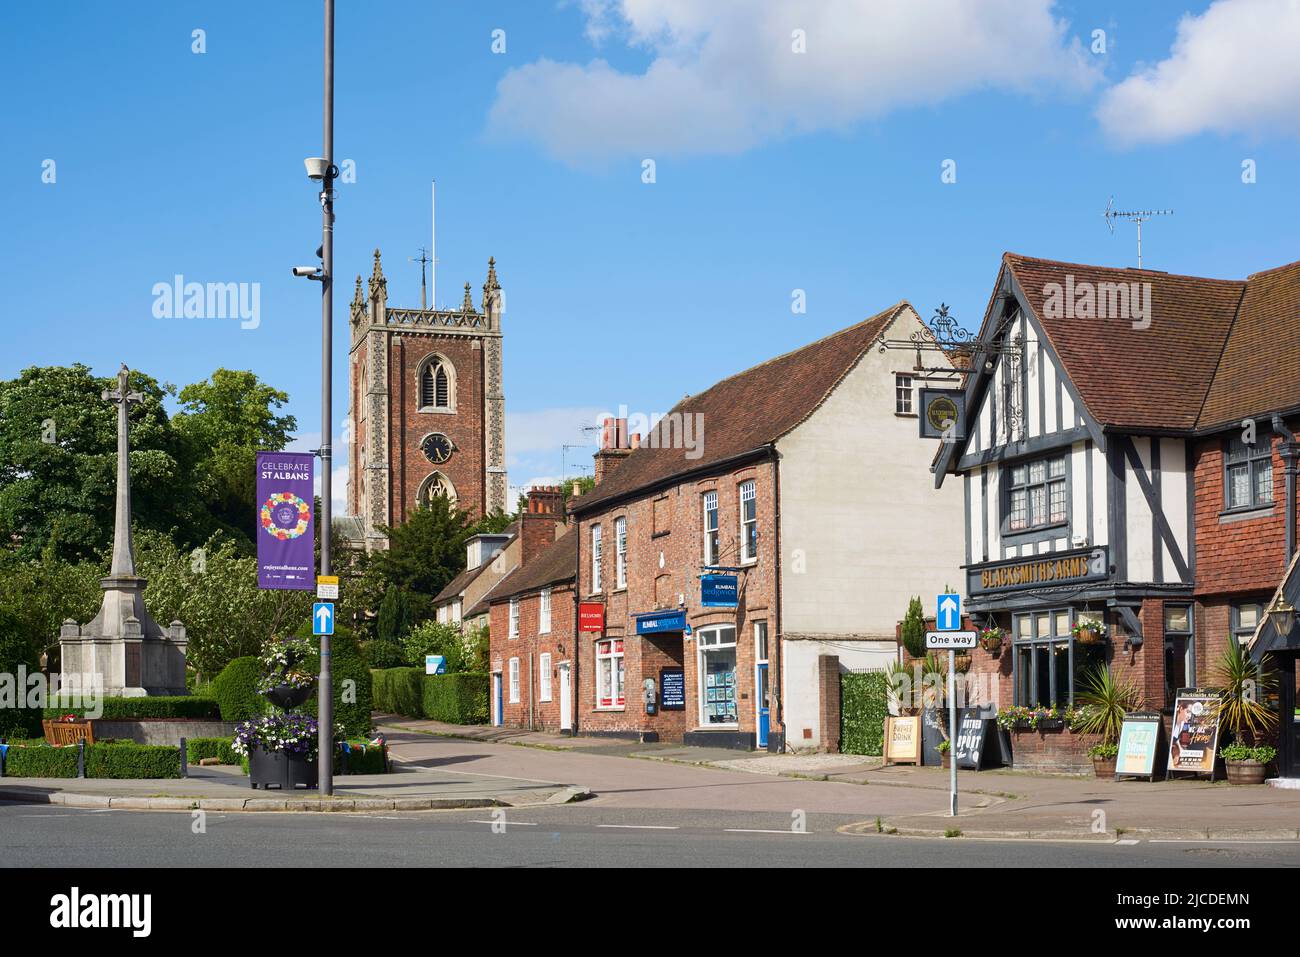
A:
568 304 966 750
933 254 1300 772
486 488 576 731
346 250 508 550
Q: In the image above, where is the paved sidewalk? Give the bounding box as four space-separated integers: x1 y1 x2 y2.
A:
381 717 1300 840
0 757 586 813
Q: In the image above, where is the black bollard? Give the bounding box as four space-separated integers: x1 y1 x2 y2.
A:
180 737 188 778
77 740 85 779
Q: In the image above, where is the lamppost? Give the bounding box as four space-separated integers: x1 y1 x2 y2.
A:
292 0 337 796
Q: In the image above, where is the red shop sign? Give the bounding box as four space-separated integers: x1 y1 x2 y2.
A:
579 601 605 633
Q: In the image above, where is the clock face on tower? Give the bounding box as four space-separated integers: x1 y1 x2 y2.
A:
420 433 454 465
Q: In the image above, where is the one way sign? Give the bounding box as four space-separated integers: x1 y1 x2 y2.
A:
313 602 335 636
937 593 962 631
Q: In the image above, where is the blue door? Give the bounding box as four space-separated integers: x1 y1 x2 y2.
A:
756 662 770 748
493 674 503 726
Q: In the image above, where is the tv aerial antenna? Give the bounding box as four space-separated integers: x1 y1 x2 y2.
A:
1104 197 1173 270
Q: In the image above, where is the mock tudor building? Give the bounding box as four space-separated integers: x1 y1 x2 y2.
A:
934 254 1300 744
347 250 508 550
568 304 966 751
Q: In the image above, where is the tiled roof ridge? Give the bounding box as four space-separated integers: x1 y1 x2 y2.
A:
1192 281 1250 429
1003 251 1249 287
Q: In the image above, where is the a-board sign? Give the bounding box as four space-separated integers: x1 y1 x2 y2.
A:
953 708 994 769
883 716 921 765
921 707 947 766
1115 711 1163 779
1168 690 1222 774
926 630 976 649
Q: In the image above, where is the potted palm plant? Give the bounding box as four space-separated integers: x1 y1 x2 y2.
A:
1073 665 1139 777
1213 641 1278 785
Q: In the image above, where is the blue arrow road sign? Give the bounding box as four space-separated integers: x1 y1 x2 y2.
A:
313 602 335 636
937 593 961 631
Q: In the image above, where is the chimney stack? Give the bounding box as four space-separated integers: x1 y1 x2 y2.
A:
593 416 633 486
520 485 565 565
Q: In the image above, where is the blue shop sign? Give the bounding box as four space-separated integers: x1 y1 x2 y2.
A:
635 609 687 635
701 574 738 608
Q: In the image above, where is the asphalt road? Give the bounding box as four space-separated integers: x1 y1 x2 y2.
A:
4 803 1300 868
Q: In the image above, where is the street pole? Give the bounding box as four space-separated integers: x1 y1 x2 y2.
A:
318 0 335 797
948 650 957 816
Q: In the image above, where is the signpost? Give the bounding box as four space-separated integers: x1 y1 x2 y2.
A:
425 655 446 675
936 593 962 631
316 575 339 600
927 626 974 816
312 602 334 637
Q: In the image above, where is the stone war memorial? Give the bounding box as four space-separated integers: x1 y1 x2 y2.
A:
57 364 188 697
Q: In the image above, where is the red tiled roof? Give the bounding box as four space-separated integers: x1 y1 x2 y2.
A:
1002 253 1245 431
572 303 913 512
487 529 577 605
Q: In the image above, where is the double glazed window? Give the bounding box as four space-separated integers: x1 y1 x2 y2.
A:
1225 435 1273 509
702 491 719 566
591 525 602 593
615 517 627 589
698 626 738 727
595 639 625 709
739 481 757 563
1008 455 1067 532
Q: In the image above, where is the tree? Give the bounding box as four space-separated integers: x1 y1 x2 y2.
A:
402 620 468 671
0 546 103 665
901 596 926 659
0 365 195 562
367 496 476 621
375 585 412 645
172 369 296 547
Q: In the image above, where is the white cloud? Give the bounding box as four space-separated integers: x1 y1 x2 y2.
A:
488 0 1098 163
1097 0 1300 145
505 405 606 459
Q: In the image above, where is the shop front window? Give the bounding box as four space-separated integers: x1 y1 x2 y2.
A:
698 625 738 727
1012 608 1103 707
1163 604 1194 708
596 639 624 709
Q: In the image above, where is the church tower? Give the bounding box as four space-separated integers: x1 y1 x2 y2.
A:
347 250 507 549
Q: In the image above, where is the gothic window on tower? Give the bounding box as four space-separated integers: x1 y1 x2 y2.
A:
418 472 457 509
418 355 455 412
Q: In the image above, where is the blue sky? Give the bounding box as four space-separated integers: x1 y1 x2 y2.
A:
3 0 1298 512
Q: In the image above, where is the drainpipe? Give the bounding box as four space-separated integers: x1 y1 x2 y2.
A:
573 516 582 735
771 446 787 753
1272 415 1298 560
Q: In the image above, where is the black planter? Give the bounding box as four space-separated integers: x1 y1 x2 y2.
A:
1037 719 1066 732
264 683 314 710
248 745 318 790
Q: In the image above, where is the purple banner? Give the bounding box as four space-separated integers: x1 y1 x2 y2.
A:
256 451 315 590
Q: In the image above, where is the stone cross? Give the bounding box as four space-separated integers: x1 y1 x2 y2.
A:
102 364 144 577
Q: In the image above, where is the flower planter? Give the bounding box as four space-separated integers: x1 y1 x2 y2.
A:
940 753 951 770
1037 719 1066 732
1225 759 1267 786
248 745 319 790
1092 755 1117 778
1074 628 1105 646
264 683 314 711
980 638 1003 656
953 654 972 673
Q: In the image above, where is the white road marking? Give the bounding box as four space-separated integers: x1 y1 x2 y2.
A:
724 828 809 835
1115 839 1139 845
1148 839 1300 845
597 824 679 830
470 820 538 826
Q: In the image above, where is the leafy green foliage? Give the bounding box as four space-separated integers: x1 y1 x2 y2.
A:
1074 665 1140 745
44 696 222 720
376 585 412 645
335 741 388 775
186 737 241 765
366 497 477 622
1212 640 1278 744
212 656 266 721
3 741 182 778
840 671 889 755
370 667 426 717
0 608 42 738
900 596 926 659
422 673 489 724
294 623 373 740
0 549 102 670
402 620 468 671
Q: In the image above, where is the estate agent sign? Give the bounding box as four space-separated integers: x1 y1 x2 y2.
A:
256 451 315 591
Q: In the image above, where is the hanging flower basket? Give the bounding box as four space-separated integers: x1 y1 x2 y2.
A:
953 653 973 673
1071 621 1106 645
978 628 1005 655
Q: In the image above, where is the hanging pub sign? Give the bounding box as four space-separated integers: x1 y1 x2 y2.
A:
1168 690 1222 776
883 716 921 766
918 388 966 441
1115 711 1163 780
953 707 996 769
701 574 739 608
967 546 1109 596
578 602 605 633
255 451 315 591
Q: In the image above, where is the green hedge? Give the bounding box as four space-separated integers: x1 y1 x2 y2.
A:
840 671 890 756
43 696 221 721
298 626 373 740
0 615 42 739
186 737 240 765
212 656 265 722
336 742 388 775
423 673 489 725
2 741 182 778
371 668 425 717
